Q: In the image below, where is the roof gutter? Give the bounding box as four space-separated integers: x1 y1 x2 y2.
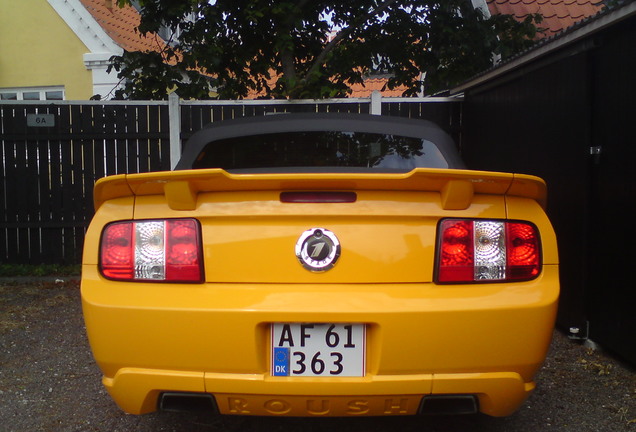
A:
450 1 636 95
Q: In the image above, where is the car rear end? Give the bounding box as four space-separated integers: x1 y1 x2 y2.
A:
81 166 559 417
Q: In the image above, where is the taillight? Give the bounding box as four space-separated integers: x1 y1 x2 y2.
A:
100 219 203 282
436 219 541 283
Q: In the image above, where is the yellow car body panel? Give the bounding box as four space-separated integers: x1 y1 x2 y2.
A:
81 168 559 417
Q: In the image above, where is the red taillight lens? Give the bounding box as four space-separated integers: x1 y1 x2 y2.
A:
438 220 474 282
436 219 541 283
165 219 202 281
506 222 541 280
100 222 134 279
99 219 203 283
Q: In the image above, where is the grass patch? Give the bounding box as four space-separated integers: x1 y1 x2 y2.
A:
0 264 81 277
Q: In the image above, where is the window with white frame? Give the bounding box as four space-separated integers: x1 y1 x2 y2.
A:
0 87 65 101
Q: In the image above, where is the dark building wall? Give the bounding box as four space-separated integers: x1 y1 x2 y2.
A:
461 15 636 364
585 17 636 362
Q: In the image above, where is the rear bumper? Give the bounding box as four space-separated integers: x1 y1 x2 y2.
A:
104 368 534 416
82 265 558 417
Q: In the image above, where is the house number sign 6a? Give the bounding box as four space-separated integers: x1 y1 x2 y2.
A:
27 114 55 127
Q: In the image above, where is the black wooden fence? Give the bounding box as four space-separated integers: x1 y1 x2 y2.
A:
0 97 461 264
0 102 170 264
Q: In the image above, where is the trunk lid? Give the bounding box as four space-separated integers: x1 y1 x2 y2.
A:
94 168 546 284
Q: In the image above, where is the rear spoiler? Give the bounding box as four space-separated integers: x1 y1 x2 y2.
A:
93 168 546 212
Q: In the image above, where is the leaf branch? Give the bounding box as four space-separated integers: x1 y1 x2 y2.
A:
301 0 400 82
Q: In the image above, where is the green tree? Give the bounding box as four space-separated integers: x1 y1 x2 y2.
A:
111 0 541 100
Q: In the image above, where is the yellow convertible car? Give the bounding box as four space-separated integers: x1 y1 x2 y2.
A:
81 113 559 417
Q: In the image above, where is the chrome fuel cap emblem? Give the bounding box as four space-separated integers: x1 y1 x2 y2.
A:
295 228 341 272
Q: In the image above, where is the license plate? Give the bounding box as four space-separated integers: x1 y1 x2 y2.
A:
271 323 365 377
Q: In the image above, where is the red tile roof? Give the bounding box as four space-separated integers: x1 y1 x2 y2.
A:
349 78 409 98
487 0 604 37
244 75 409 99
77 0 165 52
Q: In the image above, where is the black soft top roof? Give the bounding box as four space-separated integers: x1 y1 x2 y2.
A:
175 113 464 171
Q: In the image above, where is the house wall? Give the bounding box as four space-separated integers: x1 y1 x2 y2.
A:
0 1 93 99
583 17 636 365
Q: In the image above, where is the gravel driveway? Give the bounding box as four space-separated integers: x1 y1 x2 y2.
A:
1 278 634 432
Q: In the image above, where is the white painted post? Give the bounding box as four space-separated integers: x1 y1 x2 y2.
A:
370 90 382 115
168 92 181 170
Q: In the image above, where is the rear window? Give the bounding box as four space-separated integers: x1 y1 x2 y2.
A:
192 131 449 171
